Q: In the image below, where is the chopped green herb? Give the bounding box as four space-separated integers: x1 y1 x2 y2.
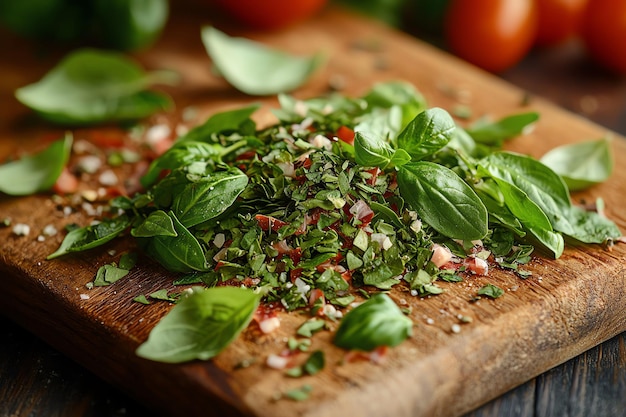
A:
93 263 130 287
133 294 150 305
477 284 504 299
281 384 313 402
296 319 326 338
43 82 621 364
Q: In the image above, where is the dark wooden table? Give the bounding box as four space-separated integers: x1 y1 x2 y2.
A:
1 18 625 417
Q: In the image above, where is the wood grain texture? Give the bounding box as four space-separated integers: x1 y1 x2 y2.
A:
1 4 625 417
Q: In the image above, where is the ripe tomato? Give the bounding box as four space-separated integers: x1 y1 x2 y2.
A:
444 0 538 73
214 0 328 31
581 0 626 74
535 0 588 46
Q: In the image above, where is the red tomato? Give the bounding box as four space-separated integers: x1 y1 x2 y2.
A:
444 0 538 73
535 0 588 46
335 125 355 145
581 0 626 74
214 0 328 31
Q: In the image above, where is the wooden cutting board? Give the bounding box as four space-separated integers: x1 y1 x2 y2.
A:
1 4 625 417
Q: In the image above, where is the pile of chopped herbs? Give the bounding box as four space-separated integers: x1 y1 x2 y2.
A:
47 81 622 363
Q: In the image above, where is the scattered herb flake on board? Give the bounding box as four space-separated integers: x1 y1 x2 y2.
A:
477 284 504 299
46 82 623 364
133 294 151 305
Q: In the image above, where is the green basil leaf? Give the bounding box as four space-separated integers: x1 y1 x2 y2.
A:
354 131 394 169
540 137 613 191
397 107 455 160
566 204 622 244
173 168 248 227
480 151 574 236
489 177 564 258
201 26 324 96
15 48 176 125
333 293 412 351
397 161 488 240
0 133 72 196
131 210 178 238
361 81 427 128
141 211 208 272
476 191 525 237
178 104 260 142
47 215 131 259
136 286 261 363
354 106 403 141
466 112 539 146
445 127 477 156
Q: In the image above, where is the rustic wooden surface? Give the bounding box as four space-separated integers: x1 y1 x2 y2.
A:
1 3 626 417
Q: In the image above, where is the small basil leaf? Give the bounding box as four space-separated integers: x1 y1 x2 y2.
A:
397 161 488 241
136 286 261 363
47 215 131 259
201 26 324 96
540 137 613 191
333 293 412 351
15 48 176 125
389 148 411 168
141 211 208 272
0 133 72 196
397 107 455 160
354 131 394 169
131 210 178 238
466 112 539 146
173 168 248 227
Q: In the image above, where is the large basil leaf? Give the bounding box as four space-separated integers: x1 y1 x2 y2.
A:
0 133 72 195
201 26 324 96
466 112 539 146
141 211 208 272
397 107 455 160
540 138 613 191
490 177 564 258
136 286 261 363
397 161 488 240
172 168 248 227
15 48 175 125
47 215 131 259
333 293 412 351
480 151 574 236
